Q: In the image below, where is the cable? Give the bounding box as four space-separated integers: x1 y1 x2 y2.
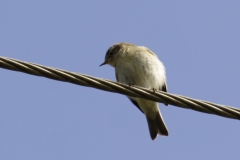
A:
0 56 239 120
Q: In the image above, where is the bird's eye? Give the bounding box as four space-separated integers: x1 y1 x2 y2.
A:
107 52 113 60
105 47 114 59
105 44 120 60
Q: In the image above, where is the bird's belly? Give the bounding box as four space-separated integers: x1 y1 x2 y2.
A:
116 62 164 89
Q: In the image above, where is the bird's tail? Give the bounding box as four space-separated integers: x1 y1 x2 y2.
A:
146 111 168 140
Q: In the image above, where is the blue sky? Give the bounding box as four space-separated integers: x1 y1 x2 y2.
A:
0 1 240 159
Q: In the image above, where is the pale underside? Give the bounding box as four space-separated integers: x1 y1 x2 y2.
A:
115 46 167 119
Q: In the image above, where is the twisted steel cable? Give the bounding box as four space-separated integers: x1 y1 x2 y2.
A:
0 56 239 120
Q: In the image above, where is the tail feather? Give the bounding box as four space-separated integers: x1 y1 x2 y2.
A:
146 111 168 140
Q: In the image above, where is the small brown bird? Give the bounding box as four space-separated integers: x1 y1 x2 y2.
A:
100 43 168 140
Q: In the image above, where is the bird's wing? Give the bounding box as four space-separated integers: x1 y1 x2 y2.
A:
161 81 168 92
161 81 168 106
115 70 143 113
129 98 143 113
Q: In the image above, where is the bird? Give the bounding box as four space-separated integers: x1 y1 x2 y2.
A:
100 42 168 140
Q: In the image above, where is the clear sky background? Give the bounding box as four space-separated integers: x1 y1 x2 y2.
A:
0 1 239 159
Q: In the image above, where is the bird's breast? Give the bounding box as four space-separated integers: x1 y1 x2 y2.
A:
115 52 166 89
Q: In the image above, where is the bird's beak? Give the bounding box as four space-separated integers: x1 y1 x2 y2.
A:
99 61 107 67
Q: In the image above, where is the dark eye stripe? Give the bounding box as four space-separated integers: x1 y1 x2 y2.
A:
105 44 122 60
105 49 112 60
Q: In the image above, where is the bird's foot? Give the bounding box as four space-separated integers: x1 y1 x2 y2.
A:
128 83 134 87
151 88 168 106
151 88 157 93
